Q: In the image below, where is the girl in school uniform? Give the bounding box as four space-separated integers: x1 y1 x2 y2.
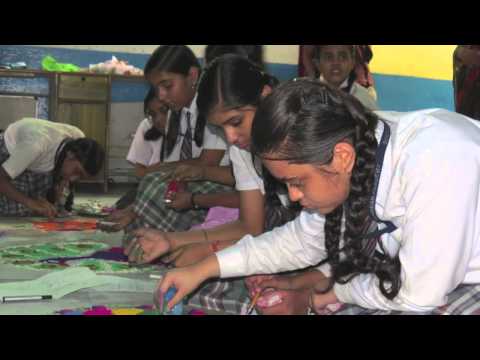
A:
112 87 170 210
0 118 104 218
155 45 270 261
126 87 170 180
110 45 234 245
125 54 300 270
155 79 480 315
313 45 379 111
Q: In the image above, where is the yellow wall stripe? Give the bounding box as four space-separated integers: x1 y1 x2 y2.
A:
370 45 456 81
27 45 458 81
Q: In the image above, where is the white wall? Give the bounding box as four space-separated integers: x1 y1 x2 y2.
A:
26 45 300 65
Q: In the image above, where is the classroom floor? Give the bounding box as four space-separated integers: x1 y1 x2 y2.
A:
0 184 224 315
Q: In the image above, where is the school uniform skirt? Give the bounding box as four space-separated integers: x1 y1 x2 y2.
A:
122 170 234 246
122 170 301 314
0 133 53 216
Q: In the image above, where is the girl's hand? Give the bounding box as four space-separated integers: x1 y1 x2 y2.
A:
310 289 339 314
256 289 311 315
173 164 205 182
125 228 172 264
159 256 221 311
159 265 208 311
163 242 213 268
166 192 193 211
102 209 136 233
54 179 70 204
28 198 58 219
245 275 275 295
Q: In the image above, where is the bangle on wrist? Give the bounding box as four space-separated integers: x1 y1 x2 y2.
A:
191 193 200 210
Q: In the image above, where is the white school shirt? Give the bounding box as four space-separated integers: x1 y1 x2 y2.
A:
2 118 85 179
230 145 290 206
320 76 379 111
230 145 264 194
216 109 480 312
127 95 229 166
168 94 230 166
127 117 167 166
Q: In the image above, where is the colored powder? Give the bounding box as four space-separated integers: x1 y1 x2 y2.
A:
189 309 207 316
33 220 97 232
59 309 84 316
111 308 145 316
83 306 113 316
141 310 162 316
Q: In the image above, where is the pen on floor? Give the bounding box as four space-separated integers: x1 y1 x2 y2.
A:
247 291 263 315
149 274 162 280
2 295 53 303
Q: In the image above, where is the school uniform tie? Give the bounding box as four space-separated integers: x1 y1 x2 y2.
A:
180 111 192 160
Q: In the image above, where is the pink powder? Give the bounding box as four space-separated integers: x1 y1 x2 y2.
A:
189 309 207 316
83 306 113 316
191 207 240 230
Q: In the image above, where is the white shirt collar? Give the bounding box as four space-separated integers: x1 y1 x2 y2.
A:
319 75 350 90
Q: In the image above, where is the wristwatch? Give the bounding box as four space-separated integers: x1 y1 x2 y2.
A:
191 193 200 210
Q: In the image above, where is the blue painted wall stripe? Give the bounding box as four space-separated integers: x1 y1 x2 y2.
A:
374 74 454 112
0 46 455 111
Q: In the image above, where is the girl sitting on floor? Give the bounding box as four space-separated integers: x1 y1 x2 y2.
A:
125 54 300 269
0 118 104 218
156 79 480 315
113 87 170 210
107 45 235 245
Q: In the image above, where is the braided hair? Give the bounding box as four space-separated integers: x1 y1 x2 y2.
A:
46 138 104 211
251 79 401 300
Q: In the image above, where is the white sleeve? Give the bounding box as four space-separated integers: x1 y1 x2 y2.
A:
352 84 379 111
217 210 329 278
334 143 478 312
230 147 264 193
126 120 156 166
1 142 43 179
202 124 228 151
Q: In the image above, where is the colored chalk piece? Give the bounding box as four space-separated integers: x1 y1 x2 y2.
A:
163 288 183 315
